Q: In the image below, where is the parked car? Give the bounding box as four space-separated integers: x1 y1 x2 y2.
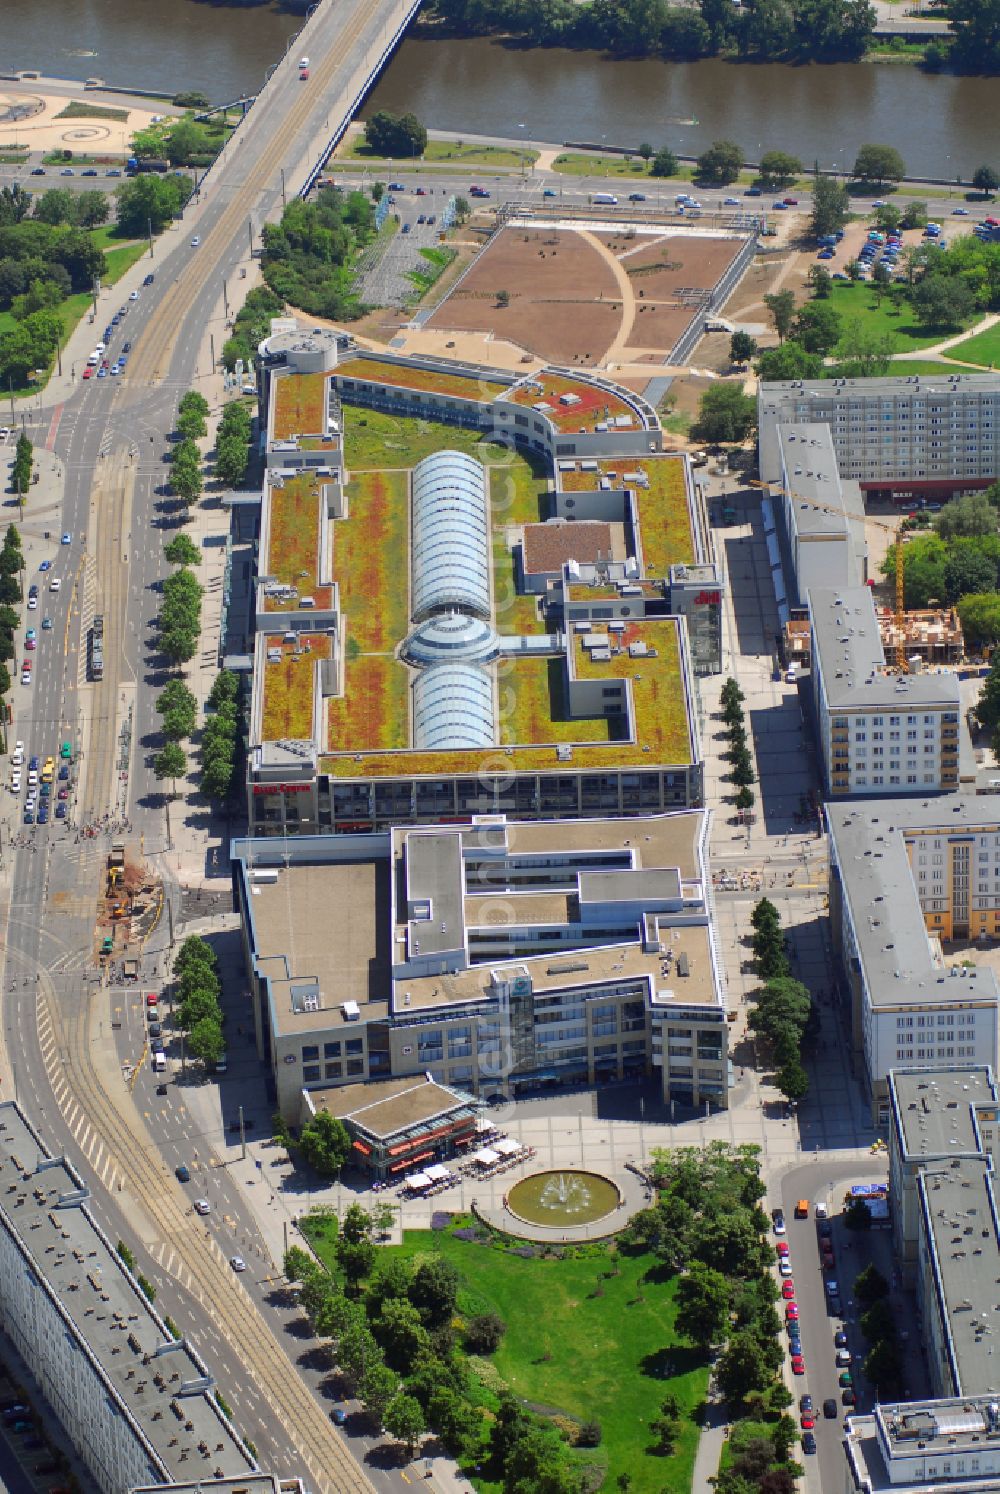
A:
823 1398 838 1419
802 1432 817 1454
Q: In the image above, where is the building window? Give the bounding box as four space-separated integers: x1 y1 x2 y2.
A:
303 1064 320 1082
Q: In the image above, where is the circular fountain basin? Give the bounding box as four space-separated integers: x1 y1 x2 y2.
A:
506 1169 621 1229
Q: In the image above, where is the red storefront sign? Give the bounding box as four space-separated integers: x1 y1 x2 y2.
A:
252 782 312 795
695 591 721 605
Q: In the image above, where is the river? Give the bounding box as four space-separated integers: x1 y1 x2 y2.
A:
2 3 990 180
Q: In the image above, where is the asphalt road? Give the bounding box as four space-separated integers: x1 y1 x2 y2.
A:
777 1161 890 1494
0 1 424 1489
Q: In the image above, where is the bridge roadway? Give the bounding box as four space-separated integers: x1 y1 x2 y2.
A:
1 0 421 1489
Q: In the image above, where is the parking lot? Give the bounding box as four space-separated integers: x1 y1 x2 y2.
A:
353 185 451 309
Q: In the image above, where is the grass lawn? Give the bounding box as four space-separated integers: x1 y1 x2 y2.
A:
887 357 966 375
350 138 538 170
344 406 530 471
827 280 972 352
488 460 549 529
940 322 1000 368
372 1227 708 1494
408 245 458 300
56 101 129 122
492 538 544 636
553 153 661 180
103 241 147 284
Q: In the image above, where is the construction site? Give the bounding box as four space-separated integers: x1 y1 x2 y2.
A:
96 841 162 963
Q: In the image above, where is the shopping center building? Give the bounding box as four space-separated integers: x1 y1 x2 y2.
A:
246 330 720 837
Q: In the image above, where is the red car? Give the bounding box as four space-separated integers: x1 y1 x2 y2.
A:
781 1280 796 1299
783 197 799 205
299 67 309 80
415 186 427 196
800 1413 815 1429
823 1251 836 1270
785 1302 799 1321
791 1355 805 1375
775 1241 790 1257
82 366 93 379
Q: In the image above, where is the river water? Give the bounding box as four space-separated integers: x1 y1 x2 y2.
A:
3 2 992 180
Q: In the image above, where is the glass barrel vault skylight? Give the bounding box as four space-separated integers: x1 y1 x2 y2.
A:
411 451 490 622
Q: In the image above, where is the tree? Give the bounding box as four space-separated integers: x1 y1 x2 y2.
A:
359 1360 399 1424
936 491 998 540
854 1263 889 1306
215 431 250 487
764 290 796 342
453 194 470 223
156 678 197 738
384 1391 425 1457
163 117 203 166
860 1299 896 1343
170 437 203 505
637 142 654 161
116 172 191 236
409 1256 459 1328
756 341 825 381
758 151 802 189
751 897 781 933
729 330 757 364
692 383 756 444
34 189 76 226
873 202 902 233
283 1245 314 1283
465 1311 506 1354
843 1196 873 1231
734 785 755 812
864 1336 902 1390
897 201 927 233
364 110 428 159
650 147 680 178
675 1262 730 1347
776 1056 809 1102
697 139 744 185
911 273 975 329
376 1297 430 1369
944 544 997 603
164 533 200 566
74 190 110 228
793 301 842 354
808 264 832 299
188 1016 225 1065
298 1111 351 1177
649 1395 680 1454
12 434 33 498
811 175 850 239
973 165 1000 196
976 655 1000 730
153 741 187 793
852 143 906 186
717 1328 777 1404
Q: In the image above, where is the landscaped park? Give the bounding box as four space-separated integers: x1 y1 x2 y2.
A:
283 1144 800 1494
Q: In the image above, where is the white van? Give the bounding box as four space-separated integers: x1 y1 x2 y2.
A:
593 193 618 206
152 1051 166 1073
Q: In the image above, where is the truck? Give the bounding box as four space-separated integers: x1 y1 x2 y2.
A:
126 157 169 175
89 614 104 681
592 192 619 205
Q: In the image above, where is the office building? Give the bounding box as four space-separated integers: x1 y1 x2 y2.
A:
827 799 1000 1124
844 1397 1000 1493
809 585 963 798
233 809 729 1121
0 1102 261 1493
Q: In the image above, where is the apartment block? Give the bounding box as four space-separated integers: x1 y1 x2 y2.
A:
759 371 1000 501
826 799 1000 1124
809 585 963 798
232 810 729 1121
0 1102 262 1493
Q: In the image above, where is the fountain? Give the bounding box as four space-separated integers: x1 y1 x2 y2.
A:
506 1169 620 1230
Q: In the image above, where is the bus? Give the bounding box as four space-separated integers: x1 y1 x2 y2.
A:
89 615 104 681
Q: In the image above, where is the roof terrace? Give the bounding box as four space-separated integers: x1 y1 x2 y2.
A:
336 355 508 403
262 472 332 612
260 632 332 743
559 457 695 570
506 371 641 434
272 371 329 440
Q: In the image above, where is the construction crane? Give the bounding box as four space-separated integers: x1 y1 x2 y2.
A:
748 479 909 670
